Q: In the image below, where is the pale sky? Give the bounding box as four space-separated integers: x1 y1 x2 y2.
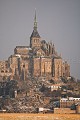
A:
0 0 80 79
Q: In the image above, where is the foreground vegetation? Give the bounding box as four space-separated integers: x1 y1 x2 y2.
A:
0 113 80 120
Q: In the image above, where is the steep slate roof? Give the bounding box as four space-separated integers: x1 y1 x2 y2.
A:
30 29 40 38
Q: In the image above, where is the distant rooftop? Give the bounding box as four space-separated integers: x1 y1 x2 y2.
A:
15 46 32 50
16 46 30 48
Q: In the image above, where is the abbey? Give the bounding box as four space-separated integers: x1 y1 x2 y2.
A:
0 12 70 81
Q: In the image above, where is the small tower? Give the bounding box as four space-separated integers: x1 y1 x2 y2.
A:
30 10 41 48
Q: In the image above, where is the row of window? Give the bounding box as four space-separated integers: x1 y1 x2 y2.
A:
34 39 39 43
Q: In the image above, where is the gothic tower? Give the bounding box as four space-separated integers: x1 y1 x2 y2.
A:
30 10 41 48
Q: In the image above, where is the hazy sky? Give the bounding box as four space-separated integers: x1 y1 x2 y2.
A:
0 0 80 79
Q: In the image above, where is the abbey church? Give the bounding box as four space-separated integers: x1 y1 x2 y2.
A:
0 12 70 81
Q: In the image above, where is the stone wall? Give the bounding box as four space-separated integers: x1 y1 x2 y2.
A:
54 108 76 114
76 105 80 114
53 58 62 79
33 57 52 77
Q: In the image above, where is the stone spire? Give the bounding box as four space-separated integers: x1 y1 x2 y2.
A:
30 10 40 38
34 9 37 31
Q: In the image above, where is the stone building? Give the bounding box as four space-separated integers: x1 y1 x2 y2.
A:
60 97 80 108
33 56 52 77
52 57 62 79
0 61 9 73
0 11 70 81
54 108 76 114
0 60 11 78
76 104 80 114
62 61 70 79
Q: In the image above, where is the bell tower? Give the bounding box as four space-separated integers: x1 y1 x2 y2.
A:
30 10 41 48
